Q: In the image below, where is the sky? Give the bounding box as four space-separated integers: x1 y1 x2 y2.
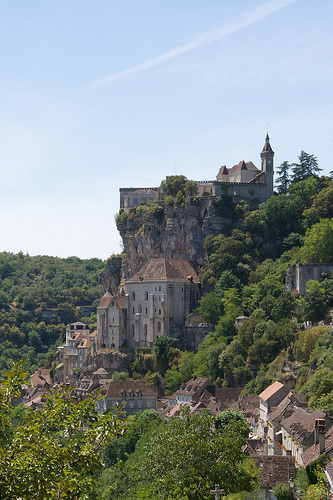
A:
0 0 332 260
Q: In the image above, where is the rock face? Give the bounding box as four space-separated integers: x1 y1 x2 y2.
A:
117 200 231 280
98 256 122 293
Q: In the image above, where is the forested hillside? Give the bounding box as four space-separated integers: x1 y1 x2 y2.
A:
124 156 333 412
0 252 105 375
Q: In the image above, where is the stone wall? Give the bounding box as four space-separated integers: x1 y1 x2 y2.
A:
285 263 333 295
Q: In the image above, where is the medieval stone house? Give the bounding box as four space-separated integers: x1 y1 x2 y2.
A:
96 258 200 351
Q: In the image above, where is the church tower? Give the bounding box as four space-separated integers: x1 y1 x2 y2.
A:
260 134 274 199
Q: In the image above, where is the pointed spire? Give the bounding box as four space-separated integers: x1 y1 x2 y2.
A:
261 134 274 154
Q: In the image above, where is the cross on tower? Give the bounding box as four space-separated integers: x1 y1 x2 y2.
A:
210 484 224 499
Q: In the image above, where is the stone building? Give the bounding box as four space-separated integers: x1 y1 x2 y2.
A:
120 134 274 209
285 262 333 295
97 380 157 416
96 258 200 351
55 322 95 383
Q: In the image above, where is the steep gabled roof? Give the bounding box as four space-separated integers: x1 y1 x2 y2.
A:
218 165 229 175
128 258 200 284
254 456 295 488
259 381 288 403
31 369 51 388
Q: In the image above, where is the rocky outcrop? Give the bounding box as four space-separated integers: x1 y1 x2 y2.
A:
83 351 132 375
117 200 232 280
98 256 122 293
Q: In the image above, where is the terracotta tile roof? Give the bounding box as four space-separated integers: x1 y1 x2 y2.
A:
104 380 156 398
97 293 126 310
30 369 51 388
218 165 229 175
228 160 260 174
115 296 126 309
282 408 327 444
302 426 333 467
259 381 288 403
254 456 295 488
129 258 200 284
172 377 214 399
248 171 265 183
98 292 113 309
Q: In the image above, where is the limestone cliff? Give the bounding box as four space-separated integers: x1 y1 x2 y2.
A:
98 255 122 293
116 199 231 280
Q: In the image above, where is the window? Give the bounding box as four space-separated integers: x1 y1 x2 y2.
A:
133 307 135 314
159 286 161 291
130 402 134 408
144 324 147 335
138 390 142 400
137 400 142 408
144 291 148 300
130 391 134 400
138 305 142 313
131 324 134 337
132 291 135 301
122 391 126 400
147 400 151 408
145 307 148 314
157 321 161 332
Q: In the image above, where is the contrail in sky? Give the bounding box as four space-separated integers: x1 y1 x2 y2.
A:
94 0 298 87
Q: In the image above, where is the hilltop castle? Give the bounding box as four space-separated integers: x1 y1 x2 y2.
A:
120 134 274 209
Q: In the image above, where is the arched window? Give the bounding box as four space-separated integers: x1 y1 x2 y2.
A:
144 324 148 335
138 305 142 313
144 291 148 300
132 291 135 301
131 324 134 337
130 390 134 400
138 390 142 400
157 321 161 332
145 307 148 314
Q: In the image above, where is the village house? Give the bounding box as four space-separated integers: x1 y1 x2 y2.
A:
278 408 331 467
302 421 333 468
97 380 157 416
258 381 289 444
55 322 94 383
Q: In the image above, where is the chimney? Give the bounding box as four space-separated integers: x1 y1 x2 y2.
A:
315 419 326 454
38 369 41 377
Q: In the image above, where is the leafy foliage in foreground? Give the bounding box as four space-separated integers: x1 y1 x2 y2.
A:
0 360 126 499
96 407 259 499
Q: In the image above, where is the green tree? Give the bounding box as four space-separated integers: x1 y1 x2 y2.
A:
160 175 187 197
272 483 291 500
291 151 321 183
185 180 198 197
138 406 259 499
197 292 222 325
275 161 291 194
0 360 126 499
300 218 333 263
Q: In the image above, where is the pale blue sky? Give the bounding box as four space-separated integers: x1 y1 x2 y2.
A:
0 0 332 259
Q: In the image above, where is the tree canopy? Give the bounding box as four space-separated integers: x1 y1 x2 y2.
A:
0 360 126 499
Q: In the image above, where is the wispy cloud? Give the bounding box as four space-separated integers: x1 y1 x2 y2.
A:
94 0 298 87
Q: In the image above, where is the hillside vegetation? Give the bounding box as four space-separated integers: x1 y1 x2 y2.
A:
0 252 105 375
125 160 333 412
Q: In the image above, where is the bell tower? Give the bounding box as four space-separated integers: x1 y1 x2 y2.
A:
260 134 274 198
